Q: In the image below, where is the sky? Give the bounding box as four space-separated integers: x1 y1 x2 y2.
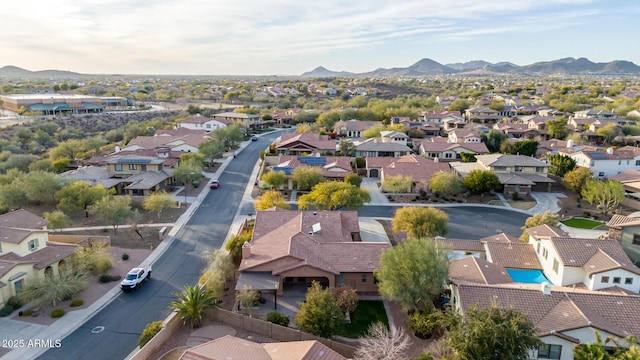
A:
2 0 639 76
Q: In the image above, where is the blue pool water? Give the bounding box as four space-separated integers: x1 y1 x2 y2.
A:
506 269 551 284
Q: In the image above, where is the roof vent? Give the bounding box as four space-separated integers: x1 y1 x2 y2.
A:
541 282 552 295
606 147 614 154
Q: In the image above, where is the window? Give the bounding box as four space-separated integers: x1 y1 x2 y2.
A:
536 167 544 173
115 164 123 171
601 276 609 283
537 242 541 253
598 172 605 177
206 124 211 129
542 248 549 260
538 344 562 359
444 152 453 159
613 277 621 284
553 259 559 273
625 277 633 285
633 234 640 246
515 166 523 172
28 239 39 251
129 164 137 170
337 274 344 285
636 160 640 166
361 274 367 283
141 165 147 171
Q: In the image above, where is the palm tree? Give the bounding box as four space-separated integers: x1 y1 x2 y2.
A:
169 284 218 328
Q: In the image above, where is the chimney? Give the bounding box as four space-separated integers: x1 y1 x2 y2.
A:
541 282 551 295
241 242 251 259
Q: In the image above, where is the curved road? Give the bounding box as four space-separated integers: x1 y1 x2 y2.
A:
39 133 281 360
40 134 529 359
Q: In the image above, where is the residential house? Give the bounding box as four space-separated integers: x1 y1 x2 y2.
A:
270 108 302 127
236 209 390 296
379 130 410 145
0 209 78 307
366 154 450 188
450 154 554 195
175 114 229 132
275 133 336 156
607 214 640 264
465 107 502 123
390 116 411 124
610 170 640 210
560 146 640 179
451 282 640 360
492 123 539 139
419 110 464 125
525 225 640 293
333 119 379 138
266 155 354 189
122 128 211 153
442 117 468 131
354 138 412 158
574 109 617 120
447 129 482 143
178 335 347 360
414 138 489 162
212 111 261 129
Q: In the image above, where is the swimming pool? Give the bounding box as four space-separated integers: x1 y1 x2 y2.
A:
506 269 552 284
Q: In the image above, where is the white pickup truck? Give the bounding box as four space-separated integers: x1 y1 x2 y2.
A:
120 266 152 292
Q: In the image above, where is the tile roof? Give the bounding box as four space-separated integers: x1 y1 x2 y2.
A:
0 209 48 229
381 155 451 181
179 335 348 360
355 139 412 152
484 242 542 270
449 256 513 285
123 170 173 190
479 233 521 243
276 133 336 152
239 209 389 275
456 283 640 338
334 119 380 132
525 225 568 239
476 154 550 168
0 227 42 244
440 239 485 252
550 237 640 275
607 214 640 228
610 169 640 183
178 114 213 125
126 131 211 151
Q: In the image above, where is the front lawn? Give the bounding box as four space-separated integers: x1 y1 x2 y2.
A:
560 217 605 229
338 300 388 338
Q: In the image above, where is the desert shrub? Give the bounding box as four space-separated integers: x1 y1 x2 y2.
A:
70 299 84 307
267 311 290 327
20 272 87 307
408 310 446 339
0 305 14 317
122 253 129 261
22 309 33 316
51 308 65 318
139 320 163 348
99 274 120 283
7 296 23 309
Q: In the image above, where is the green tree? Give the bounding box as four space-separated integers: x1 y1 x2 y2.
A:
0 154 39 173
376 238 449 312
488 99 506 111
55 181 110 217
298 181 370 210
597 124 618 144
563 166 593 193
199 250 235 298
170 284 218 328
43 210 73 230
338 139 356 156
173 158 204 203
548 154 577 177
212 124 244 148
463 170 501 194
139 321 163 348
382 175 413 193
512 139 538 157
446 305 542 360
392 206 449 238
520 210 559 240
261 170 287 190
332 285 358 315
362 124 385 138
546 117 570 139
500 140 515 154
19 272 88 307
294 281 344 338
481 130 508 153
574 331 640 360
448 99 470 113
255 190 289 211
344 173 362 188
581 180 625 214
291 167 325 191
198 139 225 167
225 231 252 264
89 195 134 233
142 192 176 218
0 182 27 209
23 170 64 205
428 172 462 195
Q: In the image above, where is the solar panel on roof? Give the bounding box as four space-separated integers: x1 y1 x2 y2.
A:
586 152 608 160
117 158 152 164
298 156 326 166
273 167 293 175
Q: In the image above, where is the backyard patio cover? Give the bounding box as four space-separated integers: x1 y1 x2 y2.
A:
235 272 280 309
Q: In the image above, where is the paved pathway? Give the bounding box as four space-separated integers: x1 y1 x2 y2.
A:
361 177 388 204
529 192 567 215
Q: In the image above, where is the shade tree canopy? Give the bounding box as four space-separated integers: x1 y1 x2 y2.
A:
298 181 370 210
392 206 449 239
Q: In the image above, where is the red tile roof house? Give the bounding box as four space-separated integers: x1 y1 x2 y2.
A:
236 209 390 298
122 128 212 153
266 155 355 190
0 209 78 307
364 154 450 185
275 133 337 156
179 335 347 360
333 119 380 138
414 138 489 162
174 114 230 132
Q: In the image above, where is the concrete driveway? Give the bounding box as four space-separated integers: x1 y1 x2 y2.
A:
529 192 567 214
361 177 389 204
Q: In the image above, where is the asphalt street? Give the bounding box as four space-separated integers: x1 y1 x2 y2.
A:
38 133 279 360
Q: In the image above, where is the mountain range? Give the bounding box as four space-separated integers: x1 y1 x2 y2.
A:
1 57 639 78
300 57 640 77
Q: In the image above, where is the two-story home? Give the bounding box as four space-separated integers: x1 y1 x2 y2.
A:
419 110 464 125
0 209 78 307
122 128 211 153
447 129 482 143
212 111 261 129
236 209 390 297
525 225 640 293
560 146 640 179
450 154 554 195
275 133 337 156
607 214 640 264
175 114 229 132
333 119 379 138
465 107 502 123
